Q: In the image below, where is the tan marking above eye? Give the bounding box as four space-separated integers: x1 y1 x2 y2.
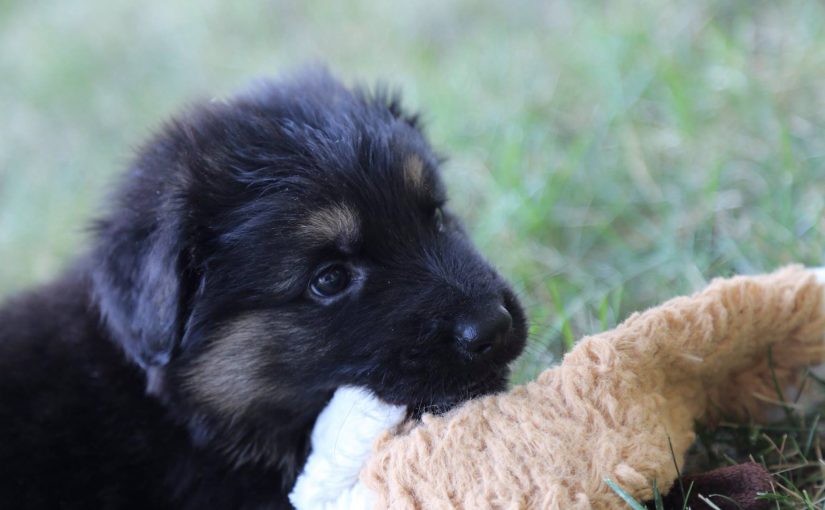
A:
300 204 360 244
403 154 425 191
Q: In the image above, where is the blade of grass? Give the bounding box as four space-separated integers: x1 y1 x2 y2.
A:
652 479 665 510
604 479 647 510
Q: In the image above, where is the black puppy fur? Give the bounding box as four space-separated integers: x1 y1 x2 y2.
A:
0 70 527 509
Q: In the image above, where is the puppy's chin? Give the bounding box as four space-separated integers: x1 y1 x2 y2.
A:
390 368 511 420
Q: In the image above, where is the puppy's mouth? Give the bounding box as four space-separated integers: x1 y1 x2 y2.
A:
406 368 511 419
359 294 528 419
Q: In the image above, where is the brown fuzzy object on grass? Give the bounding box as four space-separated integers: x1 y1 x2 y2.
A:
362 266 825 509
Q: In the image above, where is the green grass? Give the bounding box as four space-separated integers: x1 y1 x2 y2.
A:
2 0 825 506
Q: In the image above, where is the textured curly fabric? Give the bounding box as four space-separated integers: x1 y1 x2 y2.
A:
361 266 825 509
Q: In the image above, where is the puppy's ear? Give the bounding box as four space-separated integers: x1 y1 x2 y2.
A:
358 84 422 131
91 101 252 374
385 94 421 130
90 159 199 371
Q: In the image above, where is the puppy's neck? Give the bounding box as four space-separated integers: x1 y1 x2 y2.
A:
187 409 314 468
152 371 331 489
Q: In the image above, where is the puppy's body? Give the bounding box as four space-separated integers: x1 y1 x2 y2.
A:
0 273 235 508
0 267 302 509
0 71 526 508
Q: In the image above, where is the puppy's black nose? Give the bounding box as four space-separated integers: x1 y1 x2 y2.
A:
454 304 513 358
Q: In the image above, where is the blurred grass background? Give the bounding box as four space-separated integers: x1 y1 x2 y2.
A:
2 0 825 503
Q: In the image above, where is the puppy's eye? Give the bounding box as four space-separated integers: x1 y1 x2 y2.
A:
433 207 445 233
310 264 351 298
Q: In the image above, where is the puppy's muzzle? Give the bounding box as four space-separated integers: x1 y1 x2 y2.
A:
453 303 513 360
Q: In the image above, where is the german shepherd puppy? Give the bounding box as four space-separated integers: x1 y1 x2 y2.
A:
0 70 527 509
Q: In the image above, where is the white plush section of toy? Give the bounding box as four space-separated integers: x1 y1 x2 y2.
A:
289 387 403 510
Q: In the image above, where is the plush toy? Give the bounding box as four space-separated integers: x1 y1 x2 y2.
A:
290 266 825 509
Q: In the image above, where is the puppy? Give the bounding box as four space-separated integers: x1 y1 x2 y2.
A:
0 70 527 509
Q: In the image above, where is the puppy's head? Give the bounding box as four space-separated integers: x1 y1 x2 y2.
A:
92 70 526 464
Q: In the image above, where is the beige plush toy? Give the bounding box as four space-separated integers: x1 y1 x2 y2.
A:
291 266 825 509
